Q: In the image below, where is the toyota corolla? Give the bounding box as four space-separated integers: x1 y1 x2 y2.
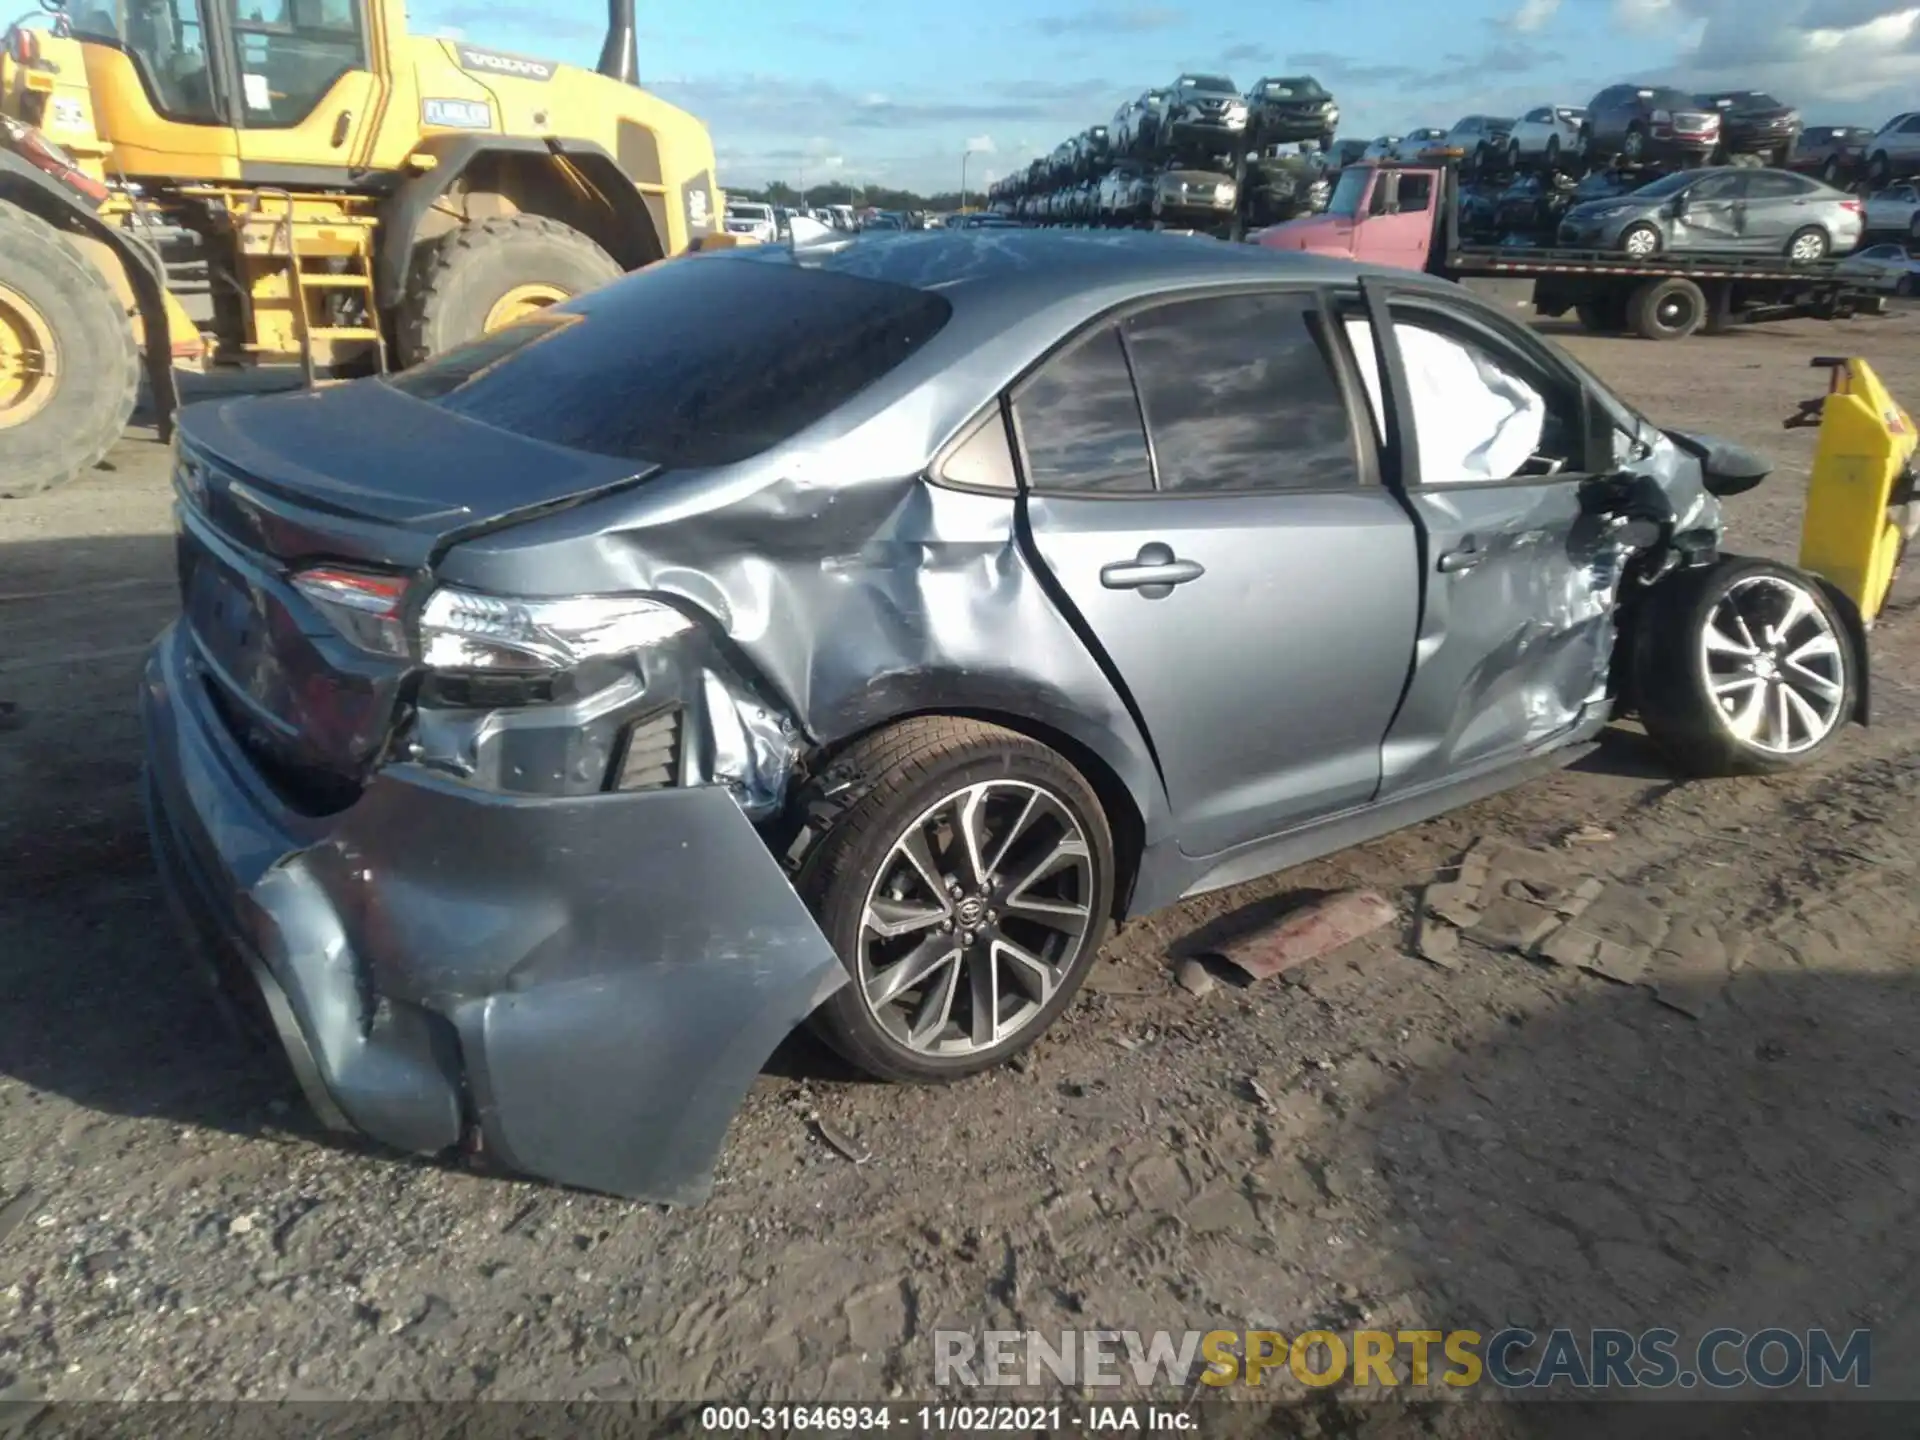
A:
141 230 1869 1204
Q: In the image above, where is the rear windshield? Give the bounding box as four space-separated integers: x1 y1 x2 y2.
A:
385 255 953 468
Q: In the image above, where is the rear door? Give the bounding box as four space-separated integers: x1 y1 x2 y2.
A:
1740 168 1814 248
1342 282 1620 796
1014 287 1420 859
1674 169 1747 249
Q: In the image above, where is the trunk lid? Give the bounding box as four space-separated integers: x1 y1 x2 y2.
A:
180 380 654 569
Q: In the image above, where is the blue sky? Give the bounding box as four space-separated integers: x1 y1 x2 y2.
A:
413 0 1920 194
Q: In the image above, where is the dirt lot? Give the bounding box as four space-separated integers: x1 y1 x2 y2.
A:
5 307 1920 1423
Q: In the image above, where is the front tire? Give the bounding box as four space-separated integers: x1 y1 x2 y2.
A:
1619 221 1663 259
396 214 622 368
0 203 140 499
796 718 1116 1083
1635 557 1857 776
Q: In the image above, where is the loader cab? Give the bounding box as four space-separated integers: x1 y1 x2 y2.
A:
64 0 383 179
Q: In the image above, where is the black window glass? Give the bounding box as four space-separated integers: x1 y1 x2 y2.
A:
1690 171 1746 200
70 0 220 122
1011 326 1153 494
1122 291 1358 494
1744 171 1805 198
228 0 367 127
387 254 953 468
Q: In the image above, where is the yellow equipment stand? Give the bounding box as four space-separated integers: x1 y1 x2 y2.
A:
1791 356 1920 628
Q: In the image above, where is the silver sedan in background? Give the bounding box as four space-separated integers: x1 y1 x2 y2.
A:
1837 241 1920 294
1556 166 1864 259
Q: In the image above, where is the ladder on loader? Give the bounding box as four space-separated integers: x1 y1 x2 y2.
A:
201 187 389 385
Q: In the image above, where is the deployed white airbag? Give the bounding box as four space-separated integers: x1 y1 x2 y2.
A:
1343 317 1547 483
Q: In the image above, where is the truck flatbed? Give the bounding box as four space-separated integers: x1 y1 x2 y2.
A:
1259 159 1885 340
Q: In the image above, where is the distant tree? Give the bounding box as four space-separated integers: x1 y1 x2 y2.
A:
726 180 973 212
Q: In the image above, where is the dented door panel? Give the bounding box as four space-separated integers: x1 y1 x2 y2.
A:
1378 483 1618 794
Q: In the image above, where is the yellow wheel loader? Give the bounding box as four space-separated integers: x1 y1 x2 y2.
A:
0 0 725 496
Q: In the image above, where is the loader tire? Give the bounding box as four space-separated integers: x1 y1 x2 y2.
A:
0 203 140 499
395 215 621 369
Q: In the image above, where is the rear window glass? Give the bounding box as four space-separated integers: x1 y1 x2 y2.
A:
384 255 952 468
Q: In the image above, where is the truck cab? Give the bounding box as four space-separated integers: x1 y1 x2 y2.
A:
1258 162 1441 271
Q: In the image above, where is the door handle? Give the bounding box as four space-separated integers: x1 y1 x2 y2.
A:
1437 539 1482 573
1100 542 1205 597
330 110 353 147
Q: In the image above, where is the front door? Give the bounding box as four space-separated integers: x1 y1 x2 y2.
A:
1674 170 1747 249
1014 288 1420 859
1343 284 1619 796
222 0 382 174
1352 169 1437 271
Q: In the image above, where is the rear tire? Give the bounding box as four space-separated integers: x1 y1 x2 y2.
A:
795 718 1116 1083
1627 275 1706 340
395 214 621 369
0 204 140 499
1635 557 1858 777
1787 225 1830 261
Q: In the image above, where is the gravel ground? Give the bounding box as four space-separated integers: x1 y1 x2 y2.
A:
4 306 1920 1424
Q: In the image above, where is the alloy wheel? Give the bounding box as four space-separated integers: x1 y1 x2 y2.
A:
856 780 1096 1058
1789 229 1829 261
1700 574 1846 756
1623 225 1660 258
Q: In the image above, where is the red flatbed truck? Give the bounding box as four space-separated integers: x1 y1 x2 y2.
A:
1257 159 1888 341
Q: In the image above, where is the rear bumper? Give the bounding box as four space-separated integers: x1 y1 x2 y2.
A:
139 621 847 1203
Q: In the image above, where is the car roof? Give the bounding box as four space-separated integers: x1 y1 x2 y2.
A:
721 227 1443 302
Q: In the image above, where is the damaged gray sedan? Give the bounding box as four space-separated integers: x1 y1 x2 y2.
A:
140 230 1868 1204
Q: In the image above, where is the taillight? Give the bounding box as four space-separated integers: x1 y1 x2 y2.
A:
1842 200 1863 214
7 25 40 64
291 566 411 657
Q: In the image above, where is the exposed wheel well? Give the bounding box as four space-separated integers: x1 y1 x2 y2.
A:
409 150 665 278
793 708 1149 920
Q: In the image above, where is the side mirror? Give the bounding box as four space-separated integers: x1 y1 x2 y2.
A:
1671 191 1689 216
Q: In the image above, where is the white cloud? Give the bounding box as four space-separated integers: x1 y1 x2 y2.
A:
964 134 996 153
1509 0 1562 29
